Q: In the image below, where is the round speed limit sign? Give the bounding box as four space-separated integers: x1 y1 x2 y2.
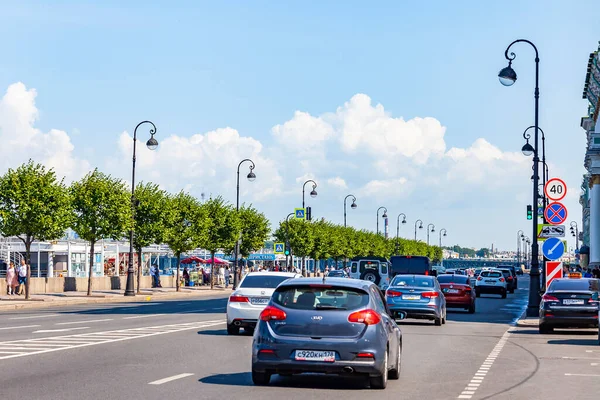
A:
544 178 567 201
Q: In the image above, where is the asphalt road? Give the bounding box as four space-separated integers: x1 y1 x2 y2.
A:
0 276 597 400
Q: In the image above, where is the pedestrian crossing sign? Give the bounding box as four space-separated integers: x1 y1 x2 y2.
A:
274 242 284 254
295 208 306 220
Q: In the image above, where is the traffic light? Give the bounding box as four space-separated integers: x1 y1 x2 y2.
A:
284 241 290 256
526 205 533 220
306 206 312 221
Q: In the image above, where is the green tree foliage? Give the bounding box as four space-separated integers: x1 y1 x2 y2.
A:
163 191 205 292
133 182 168 293
70 170 131 296
285 219 314 276
0 161 72 299
236 205 270 257
198 197 240 289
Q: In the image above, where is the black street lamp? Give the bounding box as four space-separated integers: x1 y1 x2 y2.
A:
414 219 423 241
232 159 256 290
377 207 388 235
344 194 357 227
570 221 579 250
395 213 407 254
499 39 542 316
427 223 435 245
517 229 524 265
439 228 447 248
302 180 318 209
125 121 159 296
285 212 294 270
523 126 549 215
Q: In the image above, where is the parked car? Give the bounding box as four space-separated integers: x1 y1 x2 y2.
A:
475 270 507 298
437 274 476 313
226 272 301 335
251 277 405 389
539 278 600 334
385 274 446 326
389 255 435 277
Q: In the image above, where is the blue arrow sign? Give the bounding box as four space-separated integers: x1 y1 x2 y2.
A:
542 237 565 261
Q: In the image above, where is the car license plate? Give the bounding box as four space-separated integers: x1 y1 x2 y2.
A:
446 289 459 294
250 297 269 305
294 350 335 362
485 280 496 283
402 295 420 300
563 299 584 305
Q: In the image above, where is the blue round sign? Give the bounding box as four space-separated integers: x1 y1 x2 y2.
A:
542 237 565 261
544 202 567 225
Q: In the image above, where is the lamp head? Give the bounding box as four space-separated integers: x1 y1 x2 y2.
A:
498 63 517 86
146 135 159 150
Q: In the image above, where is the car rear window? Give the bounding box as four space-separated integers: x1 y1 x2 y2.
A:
437 275 469 284
549 279 600 291
481 271 502 278
390 275 435 288
239 275 292 289
273 285 369 311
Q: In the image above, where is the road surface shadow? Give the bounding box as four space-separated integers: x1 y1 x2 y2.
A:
547 338 599 346
200 372 252 386
512 329 597 336
197 329 254 336
199 372 369 390
395 321 436 327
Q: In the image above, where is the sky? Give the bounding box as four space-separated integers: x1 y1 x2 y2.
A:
0 0 598 251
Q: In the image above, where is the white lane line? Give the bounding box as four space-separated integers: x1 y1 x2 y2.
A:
591 363 598 366
565 373 600 377
148 373 194 385
456 330 510 399
10 314 59 320
56 319 113 326
562 356 600 360
32 327 90 333
122 314 165 319
0 325 40 331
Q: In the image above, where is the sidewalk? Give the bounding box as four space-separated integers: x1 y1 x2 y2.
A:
0 286 231 311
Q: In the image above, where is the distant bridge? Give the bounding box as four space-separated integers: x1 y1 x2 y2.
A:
441 259 518 269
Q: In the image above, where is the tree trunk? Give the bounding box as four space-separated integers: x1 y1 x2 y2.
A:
210 251 215 290
301 256 306 277
136 248 142 294
87 240 95 296
25 239 32 300
176 253 181 292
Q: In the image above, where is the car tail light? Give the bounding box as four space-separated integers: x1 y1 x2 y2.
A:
348 309 381 325
477 277 482 281
357 352 374 359
424 270 429 276
541 294 559 302
508 276 513 280
229 295 249 302
258 349 275 354
588 299 599 305
386 290 402 297
259 305 287 321
464 286 472 292
499 278 505 282
421 291 439 298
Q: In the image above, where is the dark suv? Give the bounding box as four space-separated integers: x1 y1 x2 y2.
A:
389 256 435 278
498 268 517 293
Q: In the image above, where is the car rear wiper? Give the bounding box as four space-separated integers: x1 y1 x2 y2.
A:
315 304 347 310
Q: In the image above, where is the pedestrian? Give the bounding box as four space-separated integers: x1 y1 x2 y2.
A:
224 266 230 288
17 259 28 295
149 264 157 287
593 267 600 279
583 268 593 278
183 267 190 286
5 262 18 296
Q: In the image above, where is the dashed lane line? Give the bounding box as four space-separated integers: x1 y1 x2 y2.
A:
148 373 195 385
0 325 40 331
33 327 90 333
565 373 600 377
9 314 59 320
122 314 165 319
56 318 113 325
0 320 224 360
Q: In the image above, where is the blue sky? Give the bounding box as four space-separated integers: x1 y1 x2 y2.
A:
0 0 598 250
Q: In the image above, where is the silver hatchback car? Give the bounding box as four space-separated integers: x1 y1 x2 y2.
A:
251 277 405 389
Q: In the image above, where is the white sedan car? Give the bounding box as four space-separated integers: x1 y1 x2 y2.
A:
226 272 301 335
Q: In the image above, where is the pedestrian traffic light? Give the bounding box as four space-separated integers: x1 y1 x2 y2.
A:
306 206 312 221
526 205 533 220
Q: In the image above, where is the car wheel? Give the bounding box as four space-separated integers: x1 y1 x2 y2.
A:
539 324 554 334
227 323 239 335
468 302 476 314
442 309 446 324
388 344 401 380
510 288 515 294
475 289 481 298
434 315 442 326
501 290 507 299
369 349 388 389
244 326 255 335
252 369 271 386
360 269 381 286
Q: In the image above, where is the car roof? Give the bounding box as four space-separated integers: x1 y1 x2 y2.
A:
277 277 374 290
392 274 435 280
243 272 301 278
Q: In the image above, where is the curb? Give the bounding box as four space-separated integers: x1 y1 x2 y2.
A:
515 309 539 327
0 290 229 311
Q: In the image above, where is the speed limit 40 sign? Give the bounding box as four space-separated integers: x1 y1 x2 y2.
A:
545 178 567 201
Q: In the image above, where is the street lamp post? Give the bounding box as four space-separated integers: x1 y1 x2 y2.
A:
427 224 435 246
499 38 542 316
232 159 256 290
125 121 159 297
302 180 318 209
395 213 407 254
517 230 524 265
414 219 423 241
570 221 580 250
344 195 357 227
377 207 388 235
439 228 447 248
285 212 294 270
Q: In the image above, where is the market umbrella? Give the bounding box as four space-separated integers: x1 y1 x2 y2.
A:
181 256 206 264
204 257 228 265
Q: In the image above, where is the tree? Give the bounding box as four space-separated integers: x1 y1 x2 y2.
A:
236 205 270 257
71 170 131 296
0 161 71 299
163 192 205 292
286 219 314 276
198 197 240 289
133 182 168 293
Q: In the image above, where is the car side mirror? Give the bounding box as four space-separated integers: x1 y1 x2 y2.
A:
395 311 407 320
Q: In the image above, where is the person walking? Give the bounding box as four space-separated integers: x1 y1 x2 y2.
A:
224 266 231 288
6 262 18 296
183 267 190 287
17 260 28 295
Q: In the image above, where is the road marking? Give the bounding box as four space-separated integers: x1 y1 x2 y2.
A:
33 327 90 333
0 325 40 331
0 320 224 360
562 356 600 360
56 319 113 325
122 314 165 319
457 330 510 399
565 373 600 377
591 363 598 366
148 373 194 385
10 314 59 320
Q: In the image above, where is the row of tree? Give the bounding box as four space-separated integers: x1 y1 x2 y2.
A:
274 218 442 275
0 161 270 298
444 245 490 258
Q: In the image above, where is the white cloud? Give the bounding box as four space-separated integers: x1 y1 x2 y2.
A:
327 177 348 189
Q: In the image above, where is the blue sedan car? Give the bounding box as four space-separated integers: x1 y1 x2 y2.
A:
252 277 406 389
385 275 446 326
